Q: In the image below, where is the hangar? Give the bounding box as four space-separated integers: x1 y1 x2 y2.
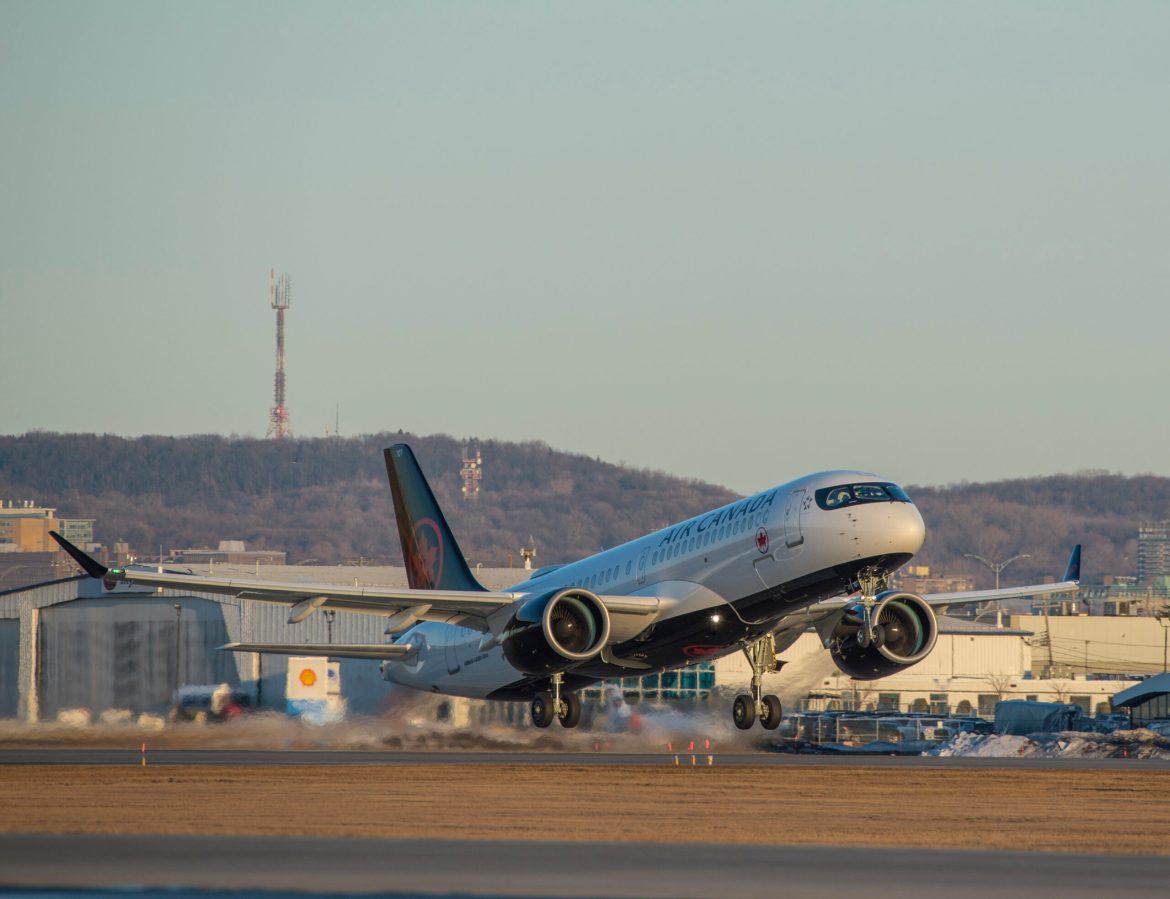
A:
1110 673 1170 726
0 566 513 723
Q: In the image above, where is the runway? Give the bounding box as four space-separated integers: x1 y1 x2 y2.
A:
3 833 1169 899
2 747 1170 768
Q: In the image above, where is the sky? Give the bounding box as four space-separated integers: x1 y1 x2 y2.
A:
2 2 1167 494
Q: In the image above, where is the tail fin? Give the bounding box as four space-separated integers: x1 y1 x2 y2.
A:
1062 544 1082 583
384 444 486 592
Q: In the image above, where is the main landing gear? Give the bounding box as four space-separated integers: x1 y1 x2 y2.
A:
733 633 783 730
531 672 581 729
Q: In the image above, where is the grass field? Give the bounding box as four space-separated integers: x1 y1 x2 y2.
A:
3 764 1169 855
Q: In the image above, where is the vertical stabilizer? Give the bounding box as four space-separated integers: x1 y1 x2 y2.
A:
384 444 487 592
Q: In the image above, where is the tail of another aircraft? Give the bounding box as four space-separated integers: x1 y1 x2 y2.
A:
384 444 487 592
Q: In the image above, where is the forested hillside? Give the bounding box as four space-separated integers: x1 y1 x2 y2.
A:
909 473 1170 586
1 433 1166 586
0 433 735 567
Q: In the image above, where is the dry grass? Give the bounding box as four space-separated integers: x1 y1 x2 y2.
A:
3 764 1169 855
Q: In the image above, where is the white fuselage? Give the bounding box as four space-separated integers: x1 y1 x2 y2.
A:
384 469 925 699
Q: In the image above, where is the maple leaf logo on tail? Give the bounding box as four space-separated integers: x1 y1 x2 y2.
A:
410 519 445 588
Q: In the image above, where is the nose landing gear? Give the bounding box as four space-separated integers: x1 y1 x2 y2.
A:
855 569 890 649
531 671 582 728
733 633 784 730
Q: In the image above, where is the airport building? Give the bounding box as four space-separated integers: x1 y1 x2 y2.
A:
1138 521 1170 586
715 617 1140 718
0 566 522 723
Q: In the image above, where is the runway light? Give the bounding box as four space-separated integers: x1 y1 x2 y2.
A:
710 614 721 623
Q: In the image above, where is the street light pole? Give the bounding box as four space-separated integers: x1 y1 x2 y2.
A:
173 604 183 695
964 553 1032 628
1155 609 1170 674
963 552 1032 591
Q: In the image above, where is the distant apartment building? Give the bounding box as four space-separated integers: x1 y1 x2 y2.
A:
57 519 95 546
0 501 59 553
1137 521 1170 585
895 565 975 594
0 501 98 554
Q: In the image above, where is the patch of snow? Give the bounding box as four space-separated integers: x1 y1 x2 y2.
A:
929 729 1170 759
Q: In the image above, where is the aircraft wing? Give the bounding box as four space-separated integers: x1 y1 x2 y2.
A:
908 542 1081 612
50 531 659 633
799 544 1082 617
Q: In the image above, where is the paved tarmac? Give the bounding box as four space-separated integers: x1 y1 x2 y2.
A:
2 747 1169 768
2 833 1169 899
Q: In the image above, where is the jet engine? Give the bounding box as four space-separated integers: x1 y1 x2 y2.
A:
828 591 937 680
501 588 611 675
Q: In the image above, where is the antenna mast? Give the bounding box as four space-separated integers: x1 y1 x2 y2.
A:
461 441 483 500
267 269 292 440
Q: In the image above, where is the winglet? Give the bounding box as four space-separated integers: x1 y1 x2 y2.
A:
49 530 109 579
1062 544 1082 584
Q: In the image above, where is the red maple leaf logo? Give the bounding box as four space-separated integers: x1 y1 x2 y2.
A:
410 519 444 588
418 531 439 579
755 527 769 554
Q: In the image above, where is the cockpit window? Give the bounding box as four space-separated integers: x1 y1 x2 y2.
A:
823 486 854 508
815 482 912 510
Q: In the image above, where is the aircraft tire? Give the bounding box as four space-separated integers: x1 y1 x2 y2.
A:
558 693 582 728
732 693 755 730
531 691 555 728
760 694 782 730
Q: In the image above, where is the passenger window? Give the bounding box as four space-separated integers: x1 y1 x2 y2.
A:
652 551 658 564
626 561 632 576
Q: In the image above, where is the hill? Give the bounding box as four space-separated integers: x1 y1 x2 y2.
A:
1 433 1166 586
909 473 1170 587
0 432 735 567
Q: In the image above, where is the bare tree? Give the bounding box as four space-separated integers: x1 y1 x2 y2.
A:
985 672 1013 701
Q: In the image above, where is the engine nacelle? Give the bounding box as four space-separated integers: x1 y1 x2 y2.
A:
828 591 938 680
501 588 611 675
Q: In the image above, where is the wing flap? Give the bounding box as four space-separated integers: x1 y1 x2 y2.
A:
220 642 416 661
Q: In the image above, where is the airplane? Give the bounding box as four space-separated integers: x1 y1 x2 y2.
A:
49 444 1081 730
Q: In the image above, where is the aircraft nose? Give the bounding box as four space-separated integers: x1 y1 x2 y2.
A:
893 502 926 555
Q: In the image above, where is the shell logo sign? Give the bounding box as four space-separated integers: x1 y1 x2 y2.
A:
299 667 318 687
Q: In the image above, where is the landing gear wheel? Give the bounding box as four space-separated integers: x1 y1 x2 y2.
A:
733 694 756 730
760 694 782 730
531 691 555 728
558 692 582 728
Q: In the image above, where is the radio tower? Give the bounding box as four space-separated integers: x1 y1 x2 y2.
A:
266 270 292 440
461 442 483 499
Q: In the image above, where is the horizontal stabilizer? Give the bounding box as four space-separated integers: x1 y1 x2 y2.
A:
218 642 416 661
